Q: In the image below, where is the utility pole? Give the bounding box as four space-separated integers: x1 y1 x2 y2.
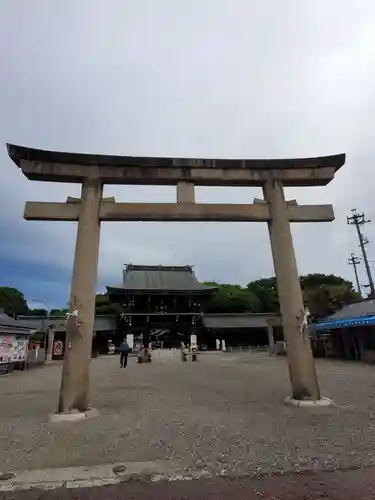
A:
347 209 375 298
348 253 362 296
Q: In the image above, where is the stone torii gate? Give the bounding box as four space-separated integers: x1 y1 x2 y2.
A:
7 144 345 414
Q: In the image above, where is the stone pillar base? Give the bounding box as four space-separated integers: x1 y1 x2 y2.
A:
284 396 334 408
49 408 99 423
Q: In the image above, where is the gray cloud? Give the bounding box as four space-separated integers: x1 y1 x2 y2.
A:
1 0 375 301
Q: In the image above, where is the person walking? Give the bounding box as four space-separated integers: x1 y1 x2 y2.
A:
119 338 130 368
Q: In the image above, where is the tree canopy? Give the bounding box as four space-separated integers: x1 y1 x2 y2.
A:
27 308 48 317
204 273 361 319
203 282 260 313
50 309 68 316
0 287 29 316
0 272 362 321
300 274 361 319
247 278 279 313
246 273 361 320
95 293 122 315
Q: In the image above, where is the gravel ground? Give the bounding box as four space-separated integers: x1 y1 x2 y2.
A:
1 352 375 477
2 467 375 500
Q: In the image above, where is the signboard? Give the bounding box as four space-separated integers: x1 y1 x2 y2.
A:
53 340 64 357
0 335 15 365
0 335 29 365
12 338 28 362
126 334 134 350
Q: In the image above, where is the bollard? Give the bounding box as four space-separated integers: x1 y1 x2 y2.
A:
138 347 152 364
191 345 197 362
180 341 188 362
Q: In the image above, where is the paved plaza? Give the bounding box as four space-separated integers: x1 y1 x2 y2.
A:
1 352 375 481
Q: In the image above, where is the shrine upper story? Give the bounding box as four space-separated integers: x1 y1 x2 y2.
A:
106 264 217 314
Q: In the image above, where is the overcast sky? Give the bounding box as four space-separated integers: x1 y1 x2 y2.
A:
1 0 375 308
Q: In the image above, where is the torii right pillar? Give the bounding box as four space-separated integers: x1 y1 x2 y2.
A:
263 179 320 400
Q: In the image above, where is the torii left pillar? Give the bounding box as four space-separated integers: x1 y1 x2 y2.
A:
58 178 103 413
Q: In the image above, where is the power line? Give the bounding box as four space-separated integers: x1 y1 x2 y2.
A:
347 209 375 298
348 252 362 296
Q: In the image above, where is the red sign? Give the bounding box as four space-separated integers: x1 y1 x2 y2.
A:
53 340 64 356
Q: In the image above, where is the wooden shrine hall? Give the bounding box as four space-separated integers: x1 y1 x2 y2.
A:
107 264 281 350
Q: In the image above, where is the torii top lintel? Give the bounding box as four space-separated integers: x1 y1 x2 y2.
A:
6 143 345 187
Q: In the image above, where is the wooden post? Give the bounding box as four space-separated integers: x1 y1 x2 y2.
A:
46 328 55 362
267 324 275 355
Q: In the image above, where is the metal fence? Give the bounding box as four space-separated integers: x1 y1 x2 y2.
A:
225 345 269 353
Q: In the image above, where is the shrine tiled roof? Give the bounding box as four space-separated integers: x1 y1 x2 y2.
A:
314 298 375 331
203 313 280 329
0 310 35 334
107 265 217 294
325 298 375 320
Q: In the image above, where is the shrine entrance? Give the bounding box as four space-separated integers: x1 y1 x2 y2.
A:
150 329 184 349
7 143 345 413
108 263 216 354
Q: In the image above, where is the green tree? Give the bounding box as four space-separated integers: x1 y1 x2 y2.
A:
28 308 48 317
0 287 29 316
204 282 260 313
300 274 361 319
300 273 352 289
50 309 68 316
246 274 361 320
95 293 123 315
247 278 279 313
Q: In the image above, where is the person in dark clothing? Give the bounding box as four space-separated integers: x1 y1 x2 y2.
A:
119 339 130 368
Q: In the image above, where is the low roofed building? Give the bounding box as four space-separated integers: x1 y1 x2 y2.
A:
0 309 35 373
313 298 375 361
